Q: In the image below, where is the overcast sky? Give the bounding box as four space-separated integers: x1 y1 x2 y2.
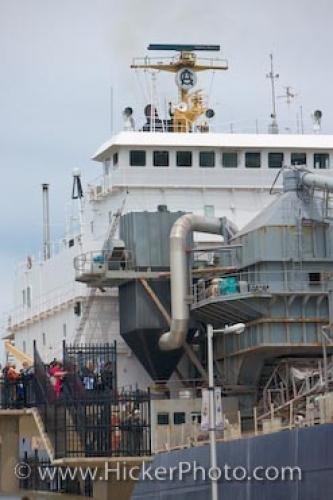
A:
0 0 332 320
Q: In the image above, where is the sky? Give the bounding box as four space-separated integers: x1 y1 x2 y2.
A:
0 0 333 320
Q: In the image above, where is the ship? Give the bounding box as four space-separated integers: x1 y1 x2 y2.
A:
1 44 333 500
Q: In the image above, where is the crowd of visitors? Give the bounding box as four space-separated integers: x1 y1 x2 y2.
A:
0 361 34 407
0 356 115 405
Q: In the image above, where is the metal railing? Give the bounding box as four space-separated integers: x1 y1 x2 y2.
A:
0 377 36 409
63 342 117 397
192 269 330 304
6 282 85 330
20 453 92 496
11 344 152 459
74 250 134 277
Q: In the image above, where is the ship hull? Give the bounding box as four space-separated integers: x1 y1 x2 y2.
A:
132 423 333 499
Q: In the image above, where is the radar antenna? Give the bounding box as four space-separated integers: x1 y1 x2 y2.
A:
266 53 279 134
131 44 228 132
278 86 297 106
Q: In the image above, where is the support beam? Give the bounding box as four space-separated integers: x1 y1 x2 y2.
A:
139 278 208 381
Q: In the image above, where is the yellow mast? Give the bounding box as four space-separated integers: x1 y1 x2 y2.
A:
131 44 228 132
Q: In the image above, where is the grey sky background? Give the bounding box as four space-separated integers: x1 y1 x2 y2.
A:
0 0 333 321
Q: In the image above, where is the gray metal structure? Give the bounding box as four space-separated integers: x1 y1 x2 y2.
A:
190 168 333 412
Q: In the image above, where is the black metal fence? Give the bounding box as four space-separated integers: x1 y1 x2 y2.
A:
0 343 151 459
0 376 36 409
58 390 151 458
20 453 92 496
63 341 117 397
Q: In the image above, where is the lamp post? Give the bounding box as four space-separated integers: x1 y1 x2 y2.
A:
207 322 245 500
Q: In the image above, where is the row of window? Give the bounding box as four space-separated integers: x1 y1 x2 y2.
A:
22 324 67 353
157 411 201 425
127 150 330 169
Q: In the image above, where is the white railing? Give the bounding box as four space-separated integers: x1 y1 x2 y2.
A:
74 250 134 279
6 282 85 330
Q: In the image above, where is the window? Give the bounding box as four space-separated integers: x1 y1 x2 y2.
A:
204 205 215 217
63 323 67 338
245 152 261 168
108 211 113 223
153 150 169 167
314 153 329 169
42 333 46 346
199 151 215 168
222 152 238 168
22 289 26 307
23 341 26 353
130 150 146 166
309 272 321 284
26 286 32 308
176 151 192 167
268 152 284 169
157 413 169 425
113 152 118 166
68 238 75 248
291 152 306 166
191 412 202 424
74 302 81 316
90 221 94 234
174 412 186 425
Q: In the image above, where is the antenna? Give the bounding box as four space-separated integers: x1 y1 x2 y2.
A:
266 53 279 134
42 184 51 261
278 86 297 106
147 44 220 52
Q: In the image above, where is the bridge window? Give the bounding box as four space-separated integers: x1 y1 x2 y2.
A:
113 152 118 166
314 153 329 169
222 152 238 168
199 151 215 167
245 152 261 168
268 152 284 168
176 151 192 167
130 150 146 166
153 150 169 167
157 413 169 425
291 152 306 166
174 412 186 425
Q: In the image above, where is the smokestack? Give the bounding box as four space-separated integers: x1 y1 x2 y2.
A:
42 183 51 261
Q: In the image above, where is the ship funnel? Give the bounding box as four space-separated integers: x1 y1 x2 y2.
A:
42 183 51 261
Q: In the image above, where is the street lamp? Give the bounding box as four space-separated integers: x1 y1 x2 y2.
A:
207 322 245 500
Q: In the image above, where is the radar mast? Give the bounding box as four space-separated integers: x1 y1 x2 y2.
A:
131 44 228 132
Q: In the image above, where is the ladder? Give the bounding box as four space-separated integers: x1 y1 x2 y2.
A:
73 196 127 344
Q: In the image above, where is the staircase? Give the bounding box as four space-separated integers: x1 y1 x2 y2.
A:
5 340 33 367
30 407 55 461
73 196 127 344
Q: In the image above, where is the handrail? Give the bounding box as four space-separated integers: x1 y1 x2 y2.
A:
192 269 331 303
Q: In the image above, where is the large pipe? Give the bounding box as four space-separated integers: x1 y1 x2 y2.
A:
42 183 51 261
301 171 333 193
159 214 225 351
